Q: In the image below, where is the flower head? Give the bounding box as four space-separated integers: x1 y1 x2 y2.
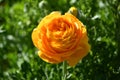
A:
32 11 90 66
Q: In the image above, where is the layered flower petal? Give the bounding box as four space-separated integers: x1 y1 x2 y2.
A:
32 11 90 66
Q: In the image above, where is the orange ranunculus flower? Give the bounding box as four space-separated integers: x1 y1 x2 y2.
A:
32 11 90 66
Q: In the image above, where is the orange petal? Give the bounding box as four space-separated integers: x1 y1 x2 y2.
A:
32 28 39 48
37 11 61 29
66 42 90 66
38 51 62 64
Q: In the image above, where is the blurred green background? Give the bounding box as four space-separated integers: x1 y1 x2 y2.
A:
0 0 120 80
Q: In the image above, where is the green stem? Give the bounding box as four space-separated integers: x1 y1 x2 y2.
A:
62 61 67 80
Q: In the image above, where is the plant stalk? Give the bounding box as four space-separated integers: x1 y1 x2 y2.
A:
62 61 67 80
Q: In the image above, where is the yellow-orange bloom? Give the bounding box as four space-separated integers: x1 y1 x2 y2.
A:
32 11 90 66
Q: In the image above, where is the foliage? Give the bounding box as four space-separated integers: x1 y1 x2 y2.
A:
0 0 119 80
